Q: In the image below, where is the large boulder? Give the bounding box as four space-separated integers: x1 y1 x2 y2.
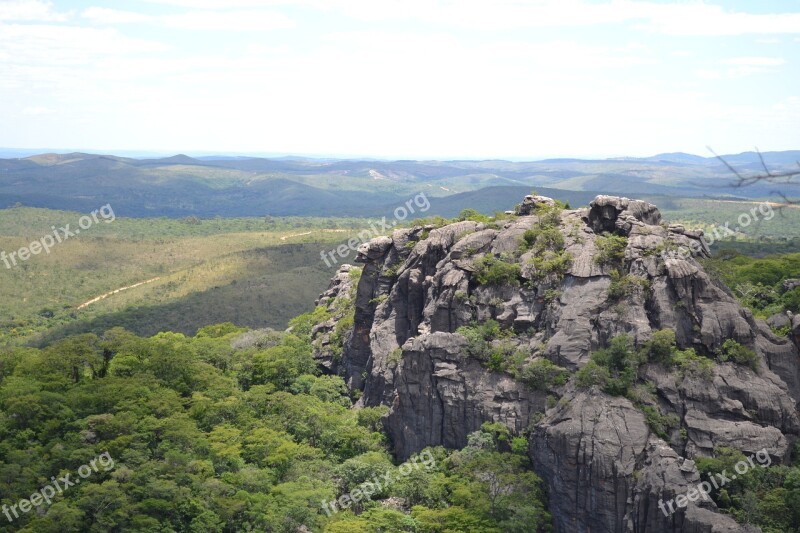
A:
517 194 556 215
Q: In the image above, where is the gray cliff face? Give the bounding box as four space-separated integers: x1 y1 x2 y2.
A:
311 195 800 533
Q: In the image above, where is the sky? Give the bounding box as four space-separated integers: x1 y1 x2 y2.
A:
1 0 799 159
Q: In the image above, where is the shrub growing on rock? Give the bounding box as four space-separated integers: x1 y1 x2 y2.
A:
518 359 569 390
716 339 760 371
594 234 628 269
474 254 521 286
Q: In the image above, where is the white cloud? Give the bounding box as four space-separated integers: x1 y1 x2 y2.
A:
633 3 800 36
0 22 168 93
81 6 294 31
162 10 294 30
82 7 150 25
695 57 786 80
139 0 800 35
0 0 66 22
328 1 800 36
718 56 786 78
722 57 786 67
140 0 287 8
695 69 722 81
21 105 53 115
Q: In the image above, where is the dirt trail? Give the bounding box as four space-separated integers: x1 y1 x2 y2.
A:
280 231 313 241
77 277 161 309
279 229 349 241
700 199 800 209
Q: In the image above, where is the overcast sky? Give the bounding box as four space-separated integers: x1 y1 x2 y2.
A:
1 0 799 159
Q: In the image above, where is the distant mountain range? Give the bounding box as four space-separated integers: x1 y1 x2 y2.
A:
0 150 796 218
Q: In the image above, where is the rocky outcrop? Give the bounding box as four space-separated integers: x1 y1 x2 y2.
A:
783 278 800 292
309 264 358 373
517 194 557 215
312 195 800 532
584 195 662 234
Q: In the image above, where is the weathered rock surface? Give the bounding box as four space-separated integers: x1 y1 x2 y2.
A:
767 312 791 330
311 195 800 533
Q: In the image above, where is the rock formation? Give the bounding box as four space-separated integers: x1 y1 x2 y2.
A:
311 195 800 532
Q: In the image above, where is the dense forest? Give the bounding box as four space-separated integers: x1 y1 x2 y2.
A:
0 308 550 532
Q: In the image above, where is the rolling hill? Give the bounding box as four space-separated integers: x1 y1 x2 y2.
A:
0 150 796 218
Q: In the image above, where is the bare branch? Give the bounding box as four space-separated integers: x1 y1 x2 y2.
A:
710 147 800 204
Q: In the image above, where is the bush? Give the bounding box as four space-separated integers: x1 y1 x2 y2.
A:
485 340 520 372
578 335 641 396
575 360 610 389
511 437 529 455
673 348 715 380
607 272 650 301
637 328 716 380
522 227 564 254
640 405 680 440
458 208 492 224
537 205 563 226
474 254 521 286
231 328 283 350
594 234 628 269
456 322 525 372
782 287 800 313
457 320 504 359
288 306 332 338
527 250 572 284
716 339 759 371
356 405 389 432
641 329 676 363
518 359 569 390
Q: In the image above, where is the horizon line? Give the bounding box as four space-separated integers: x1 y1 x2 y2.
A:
2 147 798 163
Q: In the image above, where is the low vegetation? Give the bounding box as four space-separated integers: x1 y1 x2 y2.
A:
457 320 514 371
575 330 718 437
593 234 628 269
702 250 800 321
716 338 759 372
575 334 640 396
527 250 572 285
473 254 522 287
519 205 572 288
607 271 650 301
457 321 568 389
517 359 569 390
694 445 800 532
